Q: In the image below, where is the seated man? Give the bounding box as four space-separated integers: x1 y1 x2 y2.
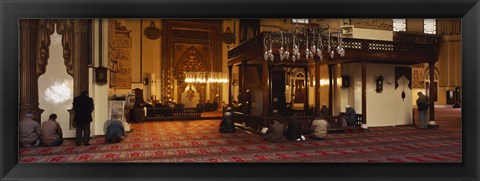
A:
286 116 304 141
19 112 42 148
283 104 294 117
42 114 64 147
219 108 235 133
105 119 125 143
310 114 328 140
264 119 286 142
320 103 331 116
342 105 357 127
196 100 204 113
204 100 213 112
212 100 219 111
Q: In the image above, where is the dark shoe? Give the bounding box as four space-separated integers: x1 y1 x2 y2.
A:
84 143 91 146
75 144 81 146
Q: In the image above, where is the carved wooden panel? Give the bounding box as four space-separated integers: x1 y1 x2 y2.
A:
108 20 132 89
350 19 393 30
55 19 74 76
412 64 425 88
174 46 208 77
161 20 222 102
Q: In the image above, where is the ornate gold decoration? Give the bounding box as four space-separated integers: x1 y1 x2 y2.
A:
109 20 132 89
350 19 393 30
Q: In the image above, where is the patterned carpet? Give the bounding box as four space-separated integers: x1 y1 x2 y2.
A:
19 120 461 163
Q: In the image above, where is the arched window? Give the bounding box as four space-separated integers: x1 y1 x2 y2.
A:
393 19 406 32
424 19 437 34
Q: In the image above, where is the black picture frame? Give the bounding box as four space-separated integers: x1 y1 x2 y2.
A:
1 0 479 180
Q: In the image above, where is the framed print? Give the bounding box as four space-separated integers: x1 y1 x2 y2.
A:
1 0 479 181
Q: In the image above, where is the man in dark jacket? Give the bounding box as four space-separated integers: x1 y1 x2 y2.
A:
320 103 331 116
73 91 94 146
342 105 357 127
286 116 304 141
283 104 294 117
219 107 235 133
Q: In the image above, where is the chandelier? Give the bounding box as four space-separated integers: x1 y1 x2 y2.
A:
184 71 228 84
263 27 345 62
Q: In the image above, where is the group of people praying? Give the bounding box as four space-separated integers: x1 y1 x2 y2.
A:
218 103 361 142
19 91 126 148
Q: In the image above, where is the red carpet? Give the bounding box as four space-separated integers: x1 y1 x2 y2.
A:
19 120 461 163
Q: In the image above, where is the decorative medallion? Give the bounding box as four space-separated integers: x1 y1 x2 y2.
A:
222 27 235 44
144 21 162 40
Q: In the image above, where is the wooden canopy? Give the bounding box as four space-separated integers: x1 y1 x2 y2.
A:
228 31 441 129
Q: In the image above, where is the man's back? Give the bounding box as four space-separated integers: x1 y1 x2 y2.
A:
265 123 285 141
41 120 62 145
19 119 41 145
106 120 125 143
287 118 302 140
311 119 328 139
73 94 94 122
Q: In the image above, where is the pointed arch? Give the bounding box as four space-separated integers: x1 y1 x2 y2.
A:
424 64 440 81
174 46 210 78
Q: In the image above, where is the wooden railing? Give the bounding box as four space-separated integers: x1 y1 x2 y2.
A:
232 112 363 134
146 108 201 118
228 32 441 65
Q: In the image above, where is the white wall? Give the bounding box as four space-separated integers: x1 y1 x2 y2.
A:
38 28 76 138
91 19 110 136
338 63 413 127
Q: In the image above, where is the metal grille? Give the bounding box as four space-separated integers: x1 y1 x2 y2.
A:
368 43 394 51
343 41 362 49
393 19 406 32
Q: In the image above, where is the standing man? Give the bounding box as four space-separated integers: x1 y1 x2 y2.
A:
73 91 94 146
19 112 42 148
42 114 63 147
416 92 429 129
